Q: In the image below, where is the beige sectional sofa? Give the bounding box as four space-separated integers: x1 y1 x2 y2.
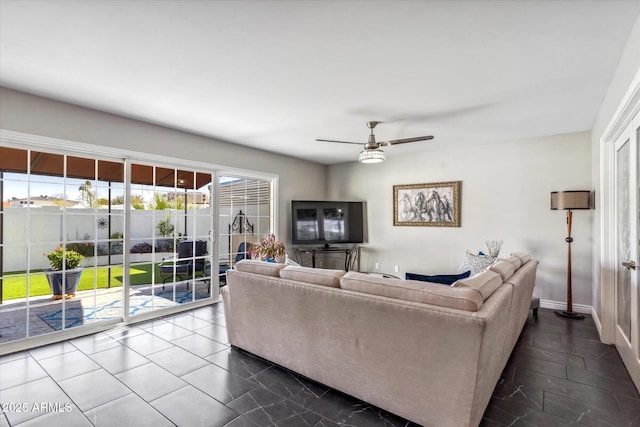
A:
222 252 537 427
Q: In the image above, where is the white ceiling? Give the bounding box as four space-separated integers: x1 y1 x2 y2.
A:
1 1 639 165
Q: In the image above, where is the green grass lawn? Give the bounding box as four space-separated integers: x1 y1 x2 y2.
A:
2 264 166 300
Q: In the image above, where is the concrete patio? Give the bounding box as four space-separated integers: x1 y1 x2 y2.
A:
0 281 213 344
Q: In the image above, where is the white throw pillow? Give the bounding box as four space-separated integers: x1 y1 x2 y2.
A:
458 251 497 276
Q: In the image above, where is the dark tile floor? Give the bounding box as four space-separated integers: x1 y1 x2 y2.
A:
0 306 638 426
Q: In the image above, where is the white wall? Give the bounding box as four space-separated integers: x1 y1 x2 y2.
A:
0 87 327 246
327 132 593 307
591 16 640 322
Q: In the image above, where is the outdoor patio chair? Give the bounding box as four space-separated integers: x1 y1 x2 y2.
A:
218 241 253 287
159 240 208 289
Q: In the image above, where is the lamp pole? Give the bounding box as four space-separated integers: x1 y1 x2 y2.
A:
566 210 573 313
555 209 585 318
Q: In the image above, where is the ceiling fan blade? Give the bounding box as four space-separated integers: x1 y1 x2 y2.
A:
384 135 434 145
316 139 363 145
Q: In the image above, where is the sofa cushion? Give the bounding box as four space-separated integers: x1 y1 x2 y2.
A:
234 259 286 277
340 272 483 311
452 270 503 301
510 251 531 264
504 255 522 269
489 260 516 281
405 270 471 286
280 266 345 288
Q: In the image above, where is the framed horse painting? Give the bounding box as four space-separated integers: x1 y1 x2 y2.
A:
393 181 461 227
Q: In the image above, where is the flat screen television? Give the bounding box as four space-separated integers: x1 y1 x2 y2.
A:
291 200 365 246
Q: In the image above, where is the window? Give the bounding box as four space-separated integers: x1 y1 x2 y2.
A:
0 139 277 349
219 176 273 273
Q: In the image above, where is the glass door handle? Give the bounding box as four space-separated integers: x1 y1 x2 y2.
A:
622 260 637 270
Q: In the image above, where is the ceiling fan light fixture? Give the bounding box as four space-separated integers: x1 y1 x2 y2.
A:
359 149 385 164
318 120 433 163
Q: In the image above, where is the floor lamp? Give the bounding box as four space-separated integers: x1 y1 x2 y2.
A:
550 191 592 319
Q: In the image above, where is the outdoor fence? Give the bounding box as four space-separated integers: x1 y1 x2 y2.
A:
2 205 270 272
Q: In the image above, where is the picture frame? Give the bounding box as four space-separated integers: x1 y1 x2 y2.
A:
393 181 461 227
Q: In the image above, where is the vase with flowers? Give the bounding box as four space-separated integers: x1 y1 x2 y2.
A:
44 246 85 300
250 234 286 263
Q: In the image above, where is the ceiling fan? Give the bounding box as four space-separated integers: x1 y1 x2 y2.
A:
316 121 434 163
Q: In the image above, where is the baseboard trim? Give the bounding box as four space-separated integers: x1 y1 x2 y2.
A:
590 306 607 342
540 299 592 315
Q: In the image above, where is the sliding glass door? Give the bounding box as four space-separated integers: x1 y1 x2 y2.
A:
127 163 215 319
0 136 277 351
0 147 126 342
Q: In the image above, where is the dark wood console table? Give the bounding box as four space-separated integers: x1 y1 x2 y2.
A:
294 246 360 271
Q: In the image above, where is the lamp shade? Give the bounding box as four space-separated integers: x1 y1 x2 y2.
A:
359 149 385 164
550 191 592 210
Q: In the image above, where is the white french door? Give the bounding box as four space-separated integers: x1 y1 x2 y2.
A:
613 112 640 390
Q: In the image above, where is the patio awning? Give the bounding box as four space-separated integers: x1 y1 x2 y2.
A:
0 147 212 189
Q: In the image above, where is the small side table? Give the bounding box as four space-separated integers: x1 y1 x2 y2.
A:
530 296 540 321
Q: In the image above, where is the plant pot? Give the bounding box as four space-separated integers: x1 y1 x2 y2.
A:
45 268 83 300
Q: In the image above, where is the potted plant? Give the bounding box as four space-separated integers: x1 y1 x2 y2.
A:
250 234 286 262
44 246 85 300
156 217 175 252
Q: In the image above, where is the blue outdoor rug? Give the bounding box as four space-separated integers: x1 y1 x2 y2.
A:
38 290 203 330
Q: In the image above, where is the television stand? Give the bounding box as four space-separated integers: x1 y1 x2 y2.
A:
294 246 360 271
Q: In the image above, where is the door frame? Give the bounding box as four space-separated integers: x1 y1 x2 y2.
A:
600 68 640 390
